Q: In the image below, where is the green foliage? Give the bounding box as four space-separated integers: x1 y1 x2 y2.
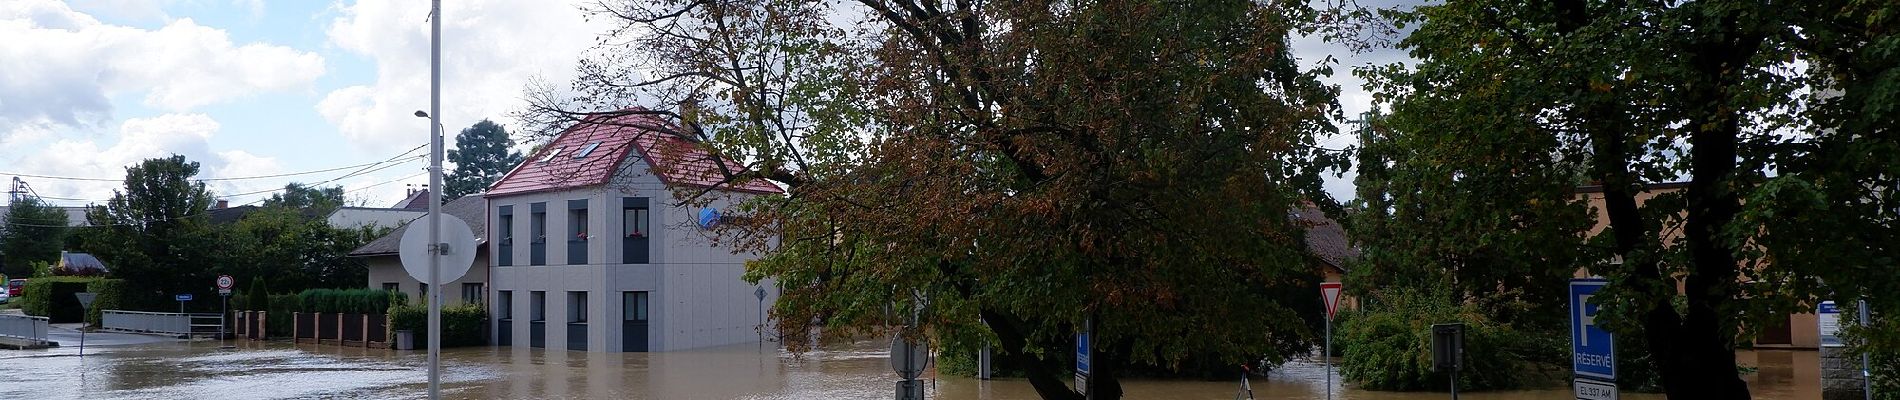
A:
266 294 302 337
561 1 1350 395
444 119 522 200
1 198 70 278
1338 289 1564 391
1357 0 1898 396
221 204 381 293
390 303 488 347
70 155 217 310
245 277 269 312
83 278 126 327
260 183 344 214
293 288 402 314
1846 308 1900 399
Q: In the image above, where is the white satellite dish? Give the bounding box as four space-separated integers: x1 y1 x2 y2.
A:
399 214 478 285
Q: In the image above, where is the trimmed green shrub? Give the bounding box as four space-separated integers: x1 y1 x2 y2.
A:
294 288 403 314
1338 288 1566 391
390 303 488 347
246 277 269 312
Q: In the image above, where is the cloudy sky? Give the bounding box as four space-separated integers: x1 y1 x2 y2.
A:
0 0 1410 208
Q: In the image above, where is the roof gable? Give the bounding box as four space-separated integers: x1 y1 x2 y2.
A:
485 110 783 198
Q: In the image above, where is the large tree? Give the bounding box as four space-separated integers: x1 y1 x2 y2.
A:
1 198 71 278
530 1 1346 398
1360 0 1898 397
443 119 523 199
261 182 345 214
72 155 220 308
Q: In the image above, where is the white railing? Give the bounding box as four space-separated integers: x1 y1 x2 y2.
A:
0 314 49 341
102 310 193 336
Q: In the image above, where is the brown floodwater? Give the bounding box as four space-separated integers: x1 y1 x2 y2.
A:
0 338 1823 400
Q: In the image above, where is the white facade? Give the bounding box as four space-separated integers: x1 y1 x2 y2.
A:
486 153 779 352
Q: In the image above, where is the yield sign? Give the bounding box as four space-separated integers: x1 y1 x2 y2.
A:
1321 282 1344 320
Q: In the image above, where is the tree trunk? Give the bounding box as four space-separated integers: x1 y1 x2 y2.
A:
981 309 1095 400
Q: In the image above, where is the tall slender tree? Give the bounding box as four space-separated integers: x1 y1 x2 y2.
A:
443 119 523 199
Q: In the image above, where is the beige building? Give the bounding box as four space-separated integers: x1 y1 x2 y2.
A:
1575 182 1817 349
349 194 491 307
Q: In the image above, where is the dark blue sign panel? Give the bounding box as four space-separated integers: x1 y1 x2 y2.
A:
176 294 194 302
1076 332 1090 375
1571 279 1615 381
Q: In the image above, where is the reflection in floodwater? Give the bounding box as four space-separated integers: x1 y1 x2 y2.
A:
0 339 1823 399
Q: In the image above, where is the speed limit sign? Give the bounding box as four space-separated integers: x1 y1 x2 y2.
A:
216 275 234 295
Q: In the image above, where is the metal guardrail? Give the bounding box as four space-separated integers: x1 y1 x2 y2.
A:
0 314 50 341
102 310 207 336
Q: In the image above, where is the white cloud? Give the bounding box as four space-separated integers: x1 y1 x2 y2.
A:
7 113 291 204
318 0 603 150
0 0 325 140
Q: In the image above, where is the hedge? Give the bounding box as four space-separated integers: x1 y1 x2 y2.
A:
1338 288 1566 391
391 303 488 347
295 288 404 314
19 277 125 325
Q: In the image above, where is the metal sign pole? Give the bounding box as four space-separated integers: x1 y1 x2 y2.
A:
1325 314 1332 400
1862 300 1872 400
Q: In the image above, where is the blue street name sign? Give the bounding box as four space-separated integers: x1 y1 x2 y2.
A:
1818 301 1843 347
1076 331 1090 375
176 294 193 302
1570 279 1615 381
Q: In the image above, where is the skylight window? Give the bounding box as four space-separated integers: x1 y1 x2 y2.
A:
540 147 566 163
573 142 602 159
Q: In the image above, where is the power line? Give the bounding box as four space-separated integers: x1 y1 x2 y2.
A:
5 145 434 228
1 157 411 183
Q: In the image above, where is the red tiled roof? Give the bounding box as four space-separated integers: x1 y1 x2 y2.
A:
485 110 784 197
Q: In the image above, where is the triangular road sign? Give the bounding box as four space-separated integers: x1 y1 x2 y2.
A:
1320 282 1343 321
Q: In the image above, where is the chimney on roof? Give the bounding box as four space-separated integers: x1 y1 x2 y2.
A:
215 200 229 209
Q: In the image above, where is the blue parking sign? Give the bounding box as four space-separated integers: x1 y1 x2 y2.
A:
1570 279 1615 381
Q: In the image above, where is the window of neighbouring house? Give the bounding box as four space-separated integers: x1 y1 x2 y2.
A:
383 282 399 293
570 202 590 241
530 291 546 321
499 205 515 267
462 283 483 304
568 291 588 323
419 283 428 298
498 290 513 320
622 197 650 264
623 291 649 322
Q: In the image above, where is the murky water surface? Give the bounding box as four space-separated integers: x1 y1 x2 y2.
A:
0 339 1821 399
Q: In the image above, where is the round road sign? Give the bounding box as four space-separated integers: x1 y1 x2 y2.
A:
216 275 235 290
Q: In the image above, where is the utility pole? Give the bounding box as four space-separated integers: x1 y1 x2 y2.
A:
426 0 444 398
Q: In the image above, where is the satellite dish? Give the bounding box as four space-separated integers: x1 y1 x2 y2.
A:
399 214 478 285
697 207 721 229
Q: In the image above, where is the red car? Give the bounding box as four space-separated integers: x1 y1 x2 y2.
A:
6 279 24 298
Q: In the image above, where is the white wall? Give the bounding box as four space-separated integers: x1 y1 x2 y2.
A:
363 252 490 307
486 151 779 352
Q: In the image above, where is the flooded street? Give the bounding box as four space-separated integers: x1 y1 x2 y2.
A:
0 339 1822 400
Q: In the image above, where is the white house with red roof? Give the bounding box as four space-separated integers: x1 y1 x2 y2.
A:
484 110 782 352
